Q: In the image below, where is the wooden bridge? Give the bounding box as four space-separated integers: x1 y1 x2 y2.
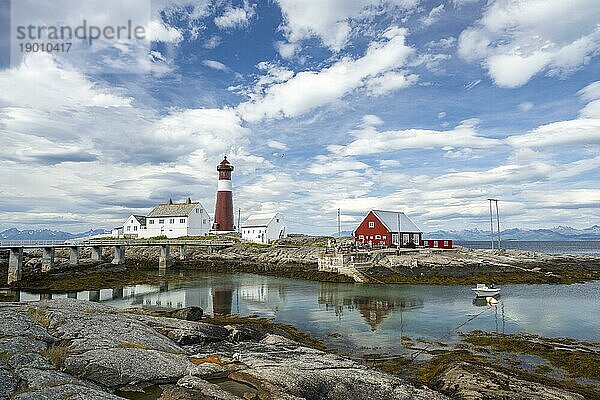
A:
0 239 234 284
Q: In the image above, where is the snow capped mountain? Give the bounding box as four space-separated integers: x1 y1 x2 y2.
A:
0 228 109 241
425 226 600 241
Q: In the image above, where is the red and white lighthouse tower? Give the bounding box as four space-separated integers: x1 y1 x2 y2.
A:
211 156 235 233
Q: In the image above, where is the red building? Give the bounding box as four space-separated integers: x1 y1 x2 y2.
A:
354 210 423 247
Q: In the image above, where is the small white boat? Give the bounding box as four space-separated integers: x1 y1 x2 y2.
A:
472 283 500 297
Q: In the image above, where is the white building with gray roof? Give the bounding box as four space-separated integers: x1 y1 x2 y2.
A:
241 212 286 244
141 198 212 238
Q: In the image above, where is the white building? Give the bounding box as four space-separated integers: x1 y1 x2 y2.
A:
241 212 286 244
111 226 124 238
121 215 146 238
142 198 212 238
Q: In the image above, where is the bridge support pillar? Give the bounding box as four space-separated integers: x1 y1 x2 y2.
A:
159 245 171 271
41 247 54 273
91 246 102 261
178 245 187 261
69 247 79 265
88 290 100 302
7 248 23 284
112 246 125 265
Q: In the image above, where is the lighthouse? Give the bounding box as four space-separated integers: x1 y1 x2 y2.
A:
211 156 235 233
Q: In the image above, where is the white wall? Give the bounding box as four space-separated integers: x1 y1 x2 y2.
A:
141 205 211 238
123 215 143 238
242 213 287 244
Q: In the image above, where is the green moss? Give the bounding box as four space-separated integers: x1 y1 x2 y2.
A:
0 351 10 363
464 332 600 381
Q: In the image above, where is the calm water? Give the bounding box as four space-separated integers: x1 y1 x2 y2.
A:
457 241 600 255
9 272 600 356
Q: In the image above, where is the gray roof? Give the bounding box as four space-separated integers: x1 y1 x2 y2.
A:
242 212 279 228
148 202 200 218
371 210 422 233
133 215 146 226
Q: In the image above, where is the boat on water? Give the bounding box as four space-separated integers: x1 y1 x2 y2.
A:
472 283 500 297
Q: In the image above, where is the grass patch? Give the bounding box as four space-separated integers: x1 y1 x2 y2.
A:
26 306 51 328
0 351 10 363
119 341 153 350
44 342 69 369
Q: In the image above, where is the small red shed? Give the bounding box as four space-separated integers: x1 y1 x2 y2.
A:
354 210 423 248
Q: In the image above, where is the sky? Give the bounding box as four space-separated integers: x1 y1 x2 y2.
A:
0 0 599 235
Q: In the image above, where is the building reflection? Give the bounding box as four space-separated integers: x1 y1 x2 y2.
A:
318 283 424 331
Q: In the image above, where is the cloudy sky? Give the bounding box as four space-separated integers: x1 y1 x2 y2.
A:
0 0 599 234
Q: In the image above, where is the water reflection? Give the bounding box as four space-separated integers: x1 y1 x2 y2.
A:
10 273 600 355
318 283 423 331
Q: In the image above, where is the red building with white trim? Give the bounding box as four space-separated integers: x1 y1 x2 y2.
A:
354 210 423 247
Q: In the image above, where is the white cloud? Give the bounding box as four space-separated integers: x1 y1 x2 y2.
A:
266 140 288 150
506 118 600 148
420 4 444 27
330 118 500 156
438 111 446 119
458 0 600 88
518 101 534 112
275 0 421 52
426 36 456 50
144 20 183 43
203 35 222 49
214 1 256 29
508 84 600 147
276 41 301 59
238 27 416 121
366 71 419 96
202 59 229 71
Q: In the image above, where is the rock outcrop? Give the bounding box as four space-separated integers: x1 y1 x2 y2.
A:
0 299 447 400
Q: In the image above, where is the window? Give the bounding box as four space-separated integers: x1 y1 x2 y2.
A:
126 226 130 231
368 221 375 228
276 218 280 223
202 219 207 224
180 218 185 223
149 220 154 224
134 226 137 231
159 219 164 224
359 235 364 239
375 235 381 239
196 209 199 213
382 236 387 240
169 219 175 224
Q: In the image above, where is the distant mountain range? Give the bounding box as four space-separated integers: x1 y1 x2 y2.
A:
425 226 600 241
332 226 600 241
2 225 600 242
0 228 109 241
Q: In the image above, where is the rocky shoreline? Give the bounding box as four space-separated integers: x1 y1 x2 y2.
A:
1 299 447 400
2 299 598 400
3 238 600 287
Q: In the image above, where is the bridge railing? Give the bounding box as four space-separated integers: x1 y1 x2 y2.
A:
73 239 235 246
0 239 235 248
0 240 68 248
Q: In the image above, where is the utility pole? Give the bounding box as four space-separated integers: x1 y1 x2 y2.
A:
337 208 341 238
488 199 495 250
487 199 501 250
494 200 501 249
237 208 241 233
